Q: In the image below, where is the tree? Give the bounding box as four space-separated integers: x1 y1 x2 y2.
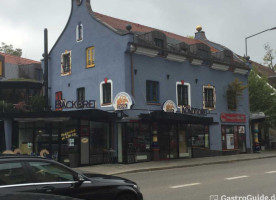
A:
263 43 275 70
0 42 22 57
249 68 276 126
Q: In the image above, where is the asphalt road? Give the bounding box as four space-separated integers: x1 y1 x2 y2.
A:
120 157 276 200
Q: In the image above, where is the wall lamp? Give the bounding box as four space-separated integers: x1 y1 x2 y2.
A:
167 74 170 80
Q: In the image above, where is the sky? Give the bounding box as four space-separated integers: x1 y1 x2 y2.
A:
0 0 276 65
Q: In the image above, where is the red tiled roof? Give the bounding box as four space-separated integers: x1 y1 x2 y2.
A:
94 12 219 52
252 61 276 77
0 52 40 65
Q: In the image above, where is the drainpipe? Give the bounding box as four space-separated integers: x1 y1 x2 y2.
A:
44 29 49 110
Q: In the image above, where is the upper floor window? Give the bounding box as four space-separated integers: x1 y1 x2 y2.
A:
100 80 113 106
154 38 164 55
0 60 3 77
146 80 159 104
203 85 216 110
86 46 95 68
176 82 191 107
77 87 85 108
76 23 83 42
61 51 71 76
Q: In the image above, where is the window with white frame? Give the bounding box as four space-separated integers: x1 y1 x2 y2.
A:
176 82 191 107
203 85 216 110
76 23 83 42
100 80 113 106
61 51 71 76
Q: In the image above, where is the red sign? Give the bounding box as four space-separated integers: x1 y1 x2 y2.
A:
220 113 246 123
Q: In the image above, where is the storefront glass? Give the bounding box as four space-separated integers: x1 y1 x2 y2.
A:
124 122 151 163
221 125 246 152
189 124 209 148
178 124 190 157
89 121 110 164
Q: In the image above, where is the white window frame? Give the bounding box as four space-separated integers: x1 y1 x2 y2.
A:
203 85 216 110
176 81 191 108
76 24 83 42
61 50 72 76
100 80 113 107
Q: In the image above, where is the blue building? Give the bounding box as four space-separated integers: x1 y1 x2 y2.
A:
5 0 251 167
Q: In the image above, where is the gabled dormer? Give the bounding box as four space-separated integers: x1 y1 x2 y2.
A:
189 43 211 65
211 50 233 71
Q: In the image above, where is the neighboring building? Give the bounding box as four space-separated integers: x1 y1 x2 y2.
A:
5 0 251 167
0 53 43 152
251 62 276 150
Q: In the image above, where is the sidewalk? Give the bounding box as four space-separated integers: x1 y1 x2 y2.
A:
75 151 276 175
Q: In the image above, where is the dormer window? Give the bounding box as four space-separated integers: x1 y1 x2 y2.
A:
154 38 164 55
76 23 83 42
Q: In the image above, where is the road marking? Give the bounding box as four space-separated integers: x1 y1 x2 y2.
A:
265 171 276 174
170 183 201 189
225 175 249 180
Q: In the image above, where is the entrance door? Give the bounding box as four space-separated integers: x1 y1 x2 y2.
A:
158 123 177 159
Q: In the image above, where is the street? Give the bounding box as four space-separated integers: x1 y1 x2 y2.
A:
120 157 276 200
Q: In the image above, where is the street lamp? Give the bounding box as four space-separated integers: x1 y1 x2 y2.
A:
245 27 276 58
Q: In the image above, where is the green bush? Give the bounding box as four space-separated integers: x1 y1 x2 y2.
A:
30 95 45 112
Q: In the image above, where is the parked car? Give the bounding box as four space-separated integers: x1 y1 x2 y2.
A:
0 155 143 200
0 192 83 200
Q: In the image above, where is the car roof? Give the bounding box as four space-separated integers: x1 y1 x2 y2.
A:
0 155 47 160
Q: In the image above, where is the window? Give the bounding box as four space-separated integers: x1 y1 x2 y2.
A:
29 162 74 182
154 38 164 55
0 162 28 185
55 91 62 111
77 88 85 108
76 24 83 42
146 81 159 104
100 80 112 106
86 46 95 68
189 124 209 148
0 60 3 77
176 82 191 107
203 85 216 109
61 51 71 76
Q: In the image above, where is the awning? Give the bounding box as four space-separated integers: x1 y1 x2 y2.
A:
0 109 117 121
140 111 214 124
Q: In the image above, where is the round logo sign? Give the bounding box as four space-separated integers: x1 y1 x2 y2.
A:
163 100 177 113
113 92 134 110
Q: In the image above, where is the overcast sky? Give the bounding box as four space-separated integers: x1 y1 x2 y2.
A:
0 0 275 64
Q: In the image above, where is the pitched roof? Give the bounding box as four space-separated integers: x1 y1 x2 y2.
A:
0 52 40 65
252 61 276 77
94 12 219 53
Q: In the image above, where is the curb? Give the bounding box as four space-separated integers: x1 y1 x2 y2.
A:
110 154 276 175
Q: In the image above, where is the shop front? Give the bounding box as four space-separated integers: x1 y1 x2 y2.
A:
117 109 214 164
8 109 116 167
220 113 247 154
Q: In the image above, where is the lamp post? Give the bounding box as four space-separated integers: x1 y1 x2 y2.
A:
245 27 276 57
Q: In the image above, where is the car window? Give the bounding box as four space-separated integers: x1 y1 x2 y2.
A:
0 162 28 186
29 162 75 183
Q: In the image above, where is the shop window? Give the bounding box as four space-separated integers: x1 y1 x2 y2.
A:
55 91 62 111
77 88 85 108
61 51 71 76
100 80 112 106
76 23 83 42
86 46 95 68
222 125 246 151
203 85 216 110
146 80 159 104
176 82 191 107
189 124 209 148
0 60 3 77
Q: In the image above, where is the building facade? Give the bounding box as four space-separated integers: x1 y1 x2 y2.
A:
5 0 251 167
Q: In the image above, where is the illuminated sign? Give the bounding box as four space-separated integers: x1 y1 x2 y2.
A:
55 100 95 109
163 100 177 113
113 92 133 110
221 113 246 123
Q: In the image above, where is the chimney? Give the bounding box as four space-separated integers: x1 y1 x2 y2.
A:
195 25 207 40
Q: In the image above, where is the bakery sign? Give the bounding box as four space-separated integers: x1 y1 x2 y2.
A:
163 100 177 113
113 92 134 110
221 113 246 123
55 99 96 109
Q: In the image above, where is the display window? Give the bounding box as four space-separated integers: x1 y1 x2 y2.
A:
188 124 209 148
221 125 245 151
